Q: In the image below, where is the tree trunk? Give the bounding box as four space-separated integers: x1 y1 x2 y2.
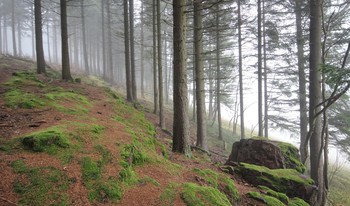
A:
140 0 145 98
81 0 89 74
157 0 165 129
46 22 51 62
153 0 158 114
216 4 223 140
107 0 113 82
124 0 133 102
17 20 22 56
172 0 191 156
194 0 207 151
101 0 107 80
257 0 263 137
11 0 17 56
309 0 325 204
0 16 2 54
262 0 268 138
3 17 8 54
34 0 46 74
164 31 169 104
129 0 137 101
295 0 308 164
237 0 245 139
60 0 72 81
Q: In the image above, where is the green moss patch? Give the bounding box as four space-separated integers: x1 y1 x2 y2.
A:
11 160 70 205
193 168 239 204
181 182 231 206
21 128 70 153
247 191 285 206
236 163 313 200
4 89 46 109
160 183 179 206
276 142 306 173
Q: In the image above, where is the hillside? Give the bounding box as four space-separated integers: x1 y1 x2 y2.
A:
0 55 347 206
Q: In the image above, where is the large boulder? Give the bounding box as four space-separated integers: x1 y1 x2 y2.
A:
226 138 305 173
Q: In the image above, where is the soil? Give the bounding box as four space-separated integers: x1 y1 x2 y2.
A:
0 55 263 206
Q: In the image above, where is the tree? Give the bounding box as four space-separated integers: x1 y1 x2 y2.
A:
11 0 17 56
152 0 158 114
309 0 325 204
157 0 165 129
81 0 89 74
124 0 133 102
172 0 191 156
194 0 207 150
129 0 137 101
60 0 72 81
237 0 245 139
257 0 263 137
34 0 46 74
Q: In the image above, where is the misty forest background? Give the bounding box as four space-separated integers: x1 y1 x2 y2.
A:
1 0 350 205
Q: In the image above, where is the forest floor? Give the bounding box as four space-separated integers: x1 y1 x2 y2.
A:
0 55 265 206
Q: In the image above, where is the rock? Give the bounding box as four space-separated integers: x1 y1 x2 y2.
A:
226 138 305 173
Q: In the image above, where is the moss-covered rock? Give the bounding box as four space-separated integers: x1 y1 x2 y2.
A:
276 142 306 173
235 163 315 202
247 191 285 206
181 183 232 206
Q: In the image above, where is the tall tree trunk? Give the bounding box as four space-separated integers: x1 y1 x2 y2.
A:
106 0 113 82
34 0 46 74
263 0 268 138
194 0 207 151
153 0 158 114
216 4 222 140
129 0 137 101
101 0 107 79
164 31 169 104
237 0 245 139
81 0 89 74
31 9 35 59
60 0 72 81
172 0 191 156
0 16 3 54
124 0 133 102
46 22 51 62
17 20 22 56
257 0 263 137
3 17 8 54
11 0 17 56
140 0 145 98
295 0 308 164
157 0 165 129
309 0 325 204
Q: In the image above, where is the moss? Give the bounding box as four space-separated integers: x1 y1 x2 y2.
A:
81 157 101 182
248 191 285 206
181 183 231 206
21 128 70 153
4 89 46 109
92 125 105 135
140 176 161 186
236 163 313 201
94 145 112 165
160 183 179 206
289 197 309 206
119 166 139 185
258 185 289 204
193 168 239 204
12 161 70 205
88 179 122 203
276 142 306 173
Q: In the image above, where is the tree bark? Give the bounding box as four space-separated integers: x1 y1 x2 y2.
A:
129 0 137 101
172 0 191 156
295 0 308 164
101 0 107 80
140 0 145 98
194 0 207 151
257 0 263 137
81 0 89 75
11 0 17 56
157 0 165 129
34 0 46 74
309 0 325 204
153 0 158 114
60 0 72 81
216 3 223 140
237 0 245 139
106 0 113 82
124 0 133 102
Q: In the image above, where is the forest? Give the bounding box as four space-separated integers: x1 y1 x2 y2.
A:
1 0 350 205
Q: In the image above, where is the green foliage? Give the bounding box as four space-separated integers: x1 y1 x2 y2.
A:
21 128 70 153
328 166 350 206
289 197 309 206
11 161 70 206
247 191 285 206
181 183 231 206
88 179 122 203
94 145 113 165
119 166 138 184
321 64 350 87
258 186 289 204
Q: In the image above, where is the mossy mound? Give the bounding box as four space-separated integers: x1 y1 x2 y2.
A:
21 128 70 153
247 186 309 206
276 142 306 173
236 163 314 202
181 182 232 206
193 168 239 204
